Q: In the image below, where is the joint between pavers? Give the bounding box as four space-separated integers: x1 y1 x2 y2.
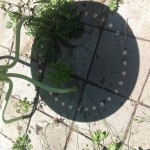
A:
121 104 138 149
104 28 150 43
0 45 12 53
72 74 138 102
121 69 150 148
137 69 150 101
63 121 75 150
0 132 15 143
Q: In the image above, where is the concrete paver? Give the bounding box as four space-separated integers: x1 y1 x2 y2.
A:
73 83 135 123
38 67 85 124
88 30 150 101
0 10 14 48
60 25 101 79
66 131 93 150
28 110 70 150
12 26 34 58
123 105 150 149
69 85 135 146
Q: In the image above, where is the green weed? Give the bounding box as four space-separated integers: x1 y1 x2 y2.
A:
12 133 32 150
48 61 73 87
109 0 124 12
14 97 31 114
83 129 123 150
134 112 150 123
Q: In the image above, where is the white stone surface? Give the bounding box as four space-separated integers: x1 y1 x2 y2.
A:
72 84 135 146
28 110 70 150
123 105 150 149
140 73 150 106
0 9 14 48
0 134 13 150
66 131 94 150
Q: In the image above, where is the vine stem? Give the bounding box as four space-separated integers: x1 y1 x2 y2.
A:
0 73 78 93
0 78 24 123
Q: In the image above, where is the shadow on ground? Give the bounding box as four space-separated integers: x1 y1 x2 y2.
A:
30 1 139 122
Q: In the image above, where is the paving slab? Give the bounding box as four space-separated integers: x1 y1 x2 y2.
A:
0 134 13 150
12 26 34 58
66 131 93 150
105 0 150 40
28 110 71 150
58 25 100 79
37 66 85 124
0 93 29 141
123 105 150 149
88 30 150 100
73 83 135 122
70 84 135 146
0 9 14 48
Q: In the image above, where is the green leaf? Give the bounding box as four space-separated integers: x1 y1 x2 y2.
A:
6 21 13 29
109 0 117 12
108 143 117 150
12 134 32 150
108 143 122 150
99 131 109 141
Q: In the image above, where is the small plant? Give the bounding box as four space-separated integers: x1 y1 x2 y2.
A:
48 62 73 87
12 133 32 150
91 129 109 145
25 0 83 46
134 112 150 123
109 0 124 12
14 97 31 114
90 129 122 150
107 142 122 150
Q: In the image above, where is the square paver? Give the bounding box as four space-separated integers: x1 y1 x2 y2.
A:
72 83 135 146
12 25 34 58
88 30 150 100
123 105 150 149
0 10 14 48
59 25 100 79
105 0 150 40
37 66 85 124
28 110 71 150
66 131 94 150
